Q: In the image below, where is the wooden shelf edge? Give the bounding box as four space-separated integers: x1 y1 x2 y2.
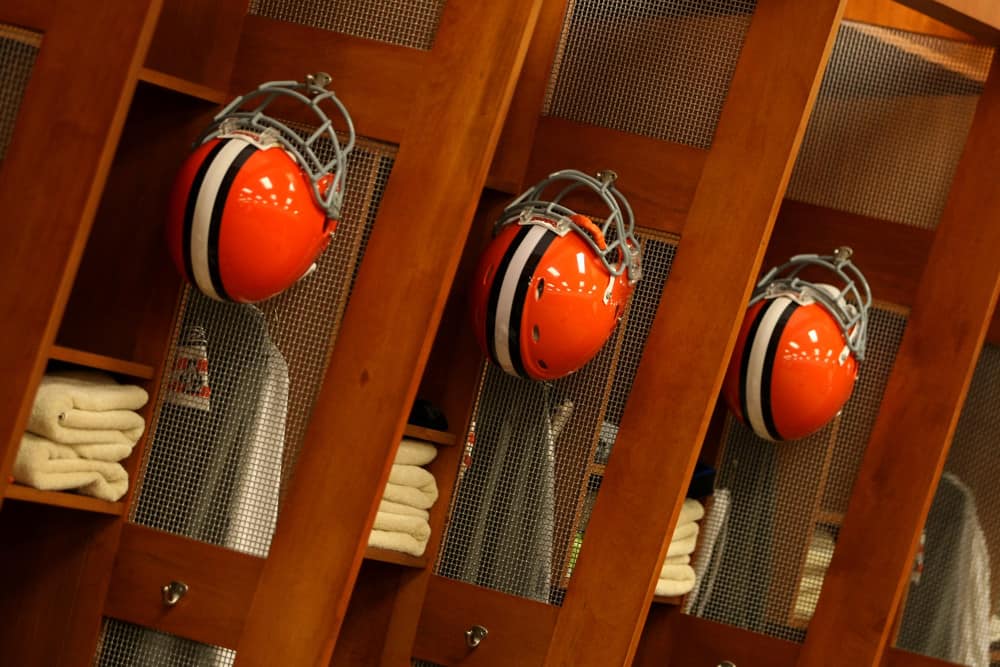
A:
364 545 428 568
49 345 155 380
138 67 229 104
4 484 125 516
652 595 684 606
403 424 458 447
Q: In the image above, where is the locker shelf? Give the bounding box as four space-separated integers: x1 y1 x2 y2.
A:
49 345 155 380
4 483 125 516
364 546 428 568
138 67 228 104
403 425 457 447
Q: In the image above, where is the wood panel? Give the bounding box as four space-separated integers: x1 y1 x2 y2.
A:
232 16 428 146
896 0 1000 43
0 503 121 666
0 0 51 30
49 345 155 380
233 3 544 665
525 116 706 235
0 0 161 504
330 561 407 666
544 0 848 663
144 0 249 91
487 0 571 193
105 525 263 649
413 576 557 665
798 54 1000 667
845 0 973 40
4 485 125 515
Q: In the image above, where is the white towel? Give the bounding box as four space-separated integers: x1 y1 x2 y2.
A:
368 530 428 557
383 464 438 509
671 521 699 543
373 511 431 541
64 441 135 462
655 565 696 597
663 554 690 566
679 498 705 525
29 371 147 444
379 500 430 520
666 533 698 558
395 439 438 466
660 562 696 581
13 433 128 501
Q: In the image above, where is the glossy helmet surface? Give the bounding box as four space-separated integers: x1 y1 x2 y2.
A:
470 169 642 381
166 72 354 303
722 247 872 442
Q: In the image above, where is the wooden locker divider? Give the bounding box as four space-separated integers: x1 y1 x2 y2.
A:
797 51 1000 667
0 0 162 505
233 3 544 664
895 0 1000 43
543 0 848 663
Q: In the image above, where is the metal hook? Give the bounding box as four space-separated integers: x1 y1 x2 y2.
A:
305 71 332 89
596 169 618 187
834 245 854 264
161 581 188 607
465 625 489 649
718 662 737 667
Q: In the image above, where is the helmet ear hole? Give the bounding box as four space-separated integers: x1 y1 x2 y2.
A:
532 325 540 342
538 359 548 370
535 278 545 300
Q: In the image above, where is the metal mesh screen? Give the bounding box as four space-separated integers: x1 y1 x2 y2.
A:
0 25 41 160
543 0 756 149
130 135 395 555
687 305 908 642
95 619 234 666
895 344 1000 667
787 21 993 230
248 0 445 50
436 231 676 605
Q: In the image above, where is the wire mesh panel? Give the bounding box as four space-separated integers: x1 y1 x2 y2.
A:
787 21 993 230
0 25 41 160
95 619 234 667
686 306 908 642
248 0 446 50
130 136 395 556
543 0 757 149
436 231 676 604
895 344 1000 667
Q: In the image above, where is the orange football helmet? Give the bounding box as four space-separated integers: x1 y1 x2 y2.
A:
166 72 354 303
722 247 872 441
470 170 642 381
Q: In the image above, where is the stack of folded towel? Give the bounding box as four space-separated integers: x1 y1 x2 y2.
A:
793 526 836 621
368 438 439 557
656 498 705 597
12 371 148 501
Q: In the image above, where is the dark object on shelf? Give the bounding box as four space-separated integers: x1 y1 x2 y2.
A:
409 398 448 431
687 463 716 499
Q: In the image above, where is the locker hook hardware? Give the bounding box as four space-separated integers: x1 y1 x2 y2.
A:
718 661 736 667
161 580 188 607
465 625 488 649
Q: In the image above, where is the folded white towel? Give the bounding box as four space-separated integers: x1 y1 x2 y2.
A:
379 499 430 520
395 439 438 466
655 565 696 597
368 529 428 557
671 521 699 543
383 483 437 510
663 554 690 566
29 371 147 445
373 512 431 541
65 441 135 462
382 464 439 509
679 498 705 525
666 534 698 558
660 562 696 581
13 433 128 501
